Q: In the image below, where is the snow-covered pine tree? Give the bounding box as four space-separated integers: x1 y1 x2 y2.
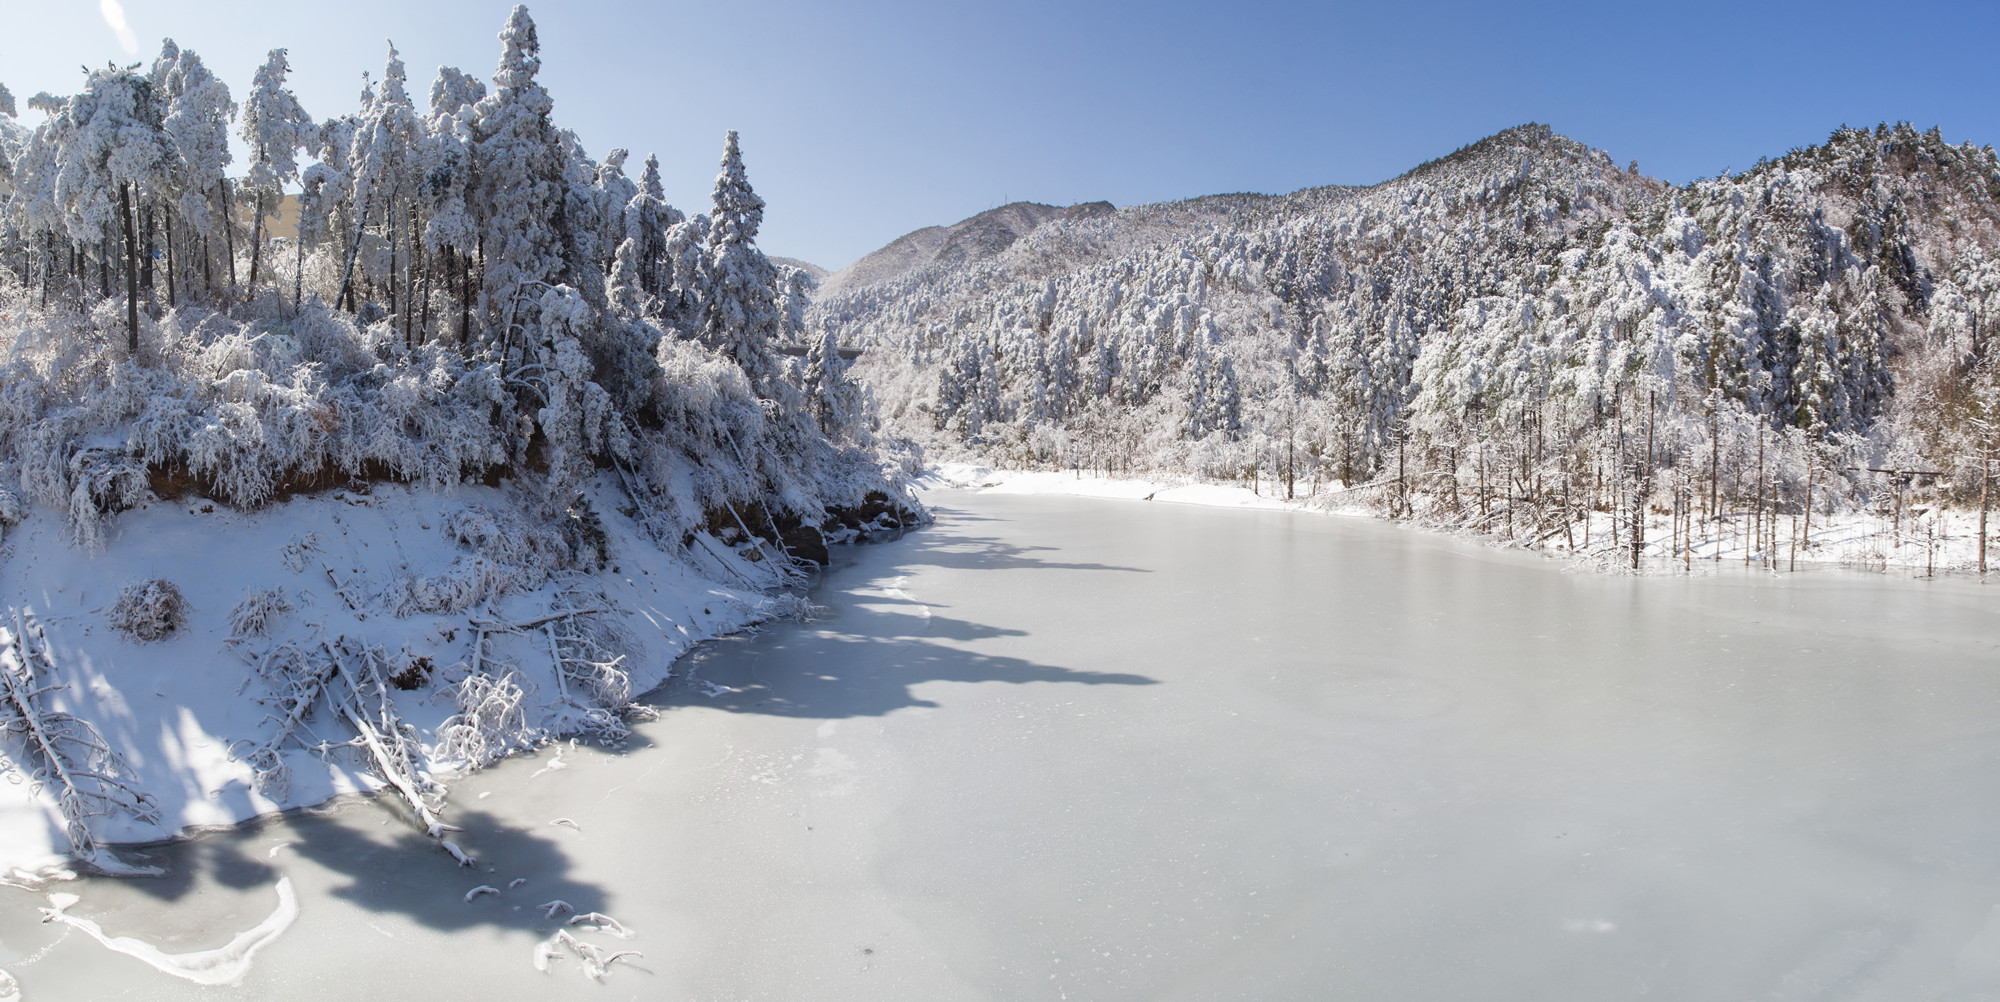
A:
629 153 681 300
470 5 568 343
147 41 234 304
239 49 313 292
331 43 421 317
421 66 483 343
660 211 709 337
428 66 485 121
803 324 834 433
45 63 175 353
699 131 780 385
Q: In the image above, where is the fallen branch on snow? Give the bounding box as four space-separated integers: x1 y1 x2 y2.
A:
0 609 160 868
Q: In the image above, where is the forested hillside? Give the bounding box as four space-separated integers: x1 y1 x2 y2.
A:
0 5 920 868
0 5 905 554
820 124 2000 566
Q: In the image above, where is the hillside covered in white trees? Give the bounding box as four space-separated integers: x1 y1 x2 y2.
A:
0 6 916 872
821 124 2000 571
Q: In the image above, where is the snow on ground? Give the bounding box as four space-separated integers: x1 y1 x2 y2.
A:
922 463 1291 510
1502 501 2000 577
0 475 788 877
924 464 1999 578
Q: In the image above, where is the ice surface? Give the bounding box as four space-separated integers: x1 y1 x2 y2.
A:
3 491 1997 999
38 878 297 987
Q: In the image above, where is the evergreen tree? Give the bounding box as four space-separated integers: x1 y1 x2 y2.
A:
470 5 567 337
700 130 780 384
238 49 312 292
46 63 174 352
150 41 234 301
428 66 485 120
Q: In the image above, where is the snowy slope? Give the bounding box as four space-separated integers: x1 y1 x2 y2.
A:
0 477 792 877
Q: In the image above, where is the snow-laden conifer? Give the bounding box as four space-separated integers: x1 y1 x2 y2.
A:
239 49 313 290
698 131 780 384
470 5 567 338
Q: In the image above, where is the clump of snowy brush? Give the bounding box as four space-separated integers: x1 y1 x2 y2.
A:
0 4 921 557
227 586 293 639
109 580 189 642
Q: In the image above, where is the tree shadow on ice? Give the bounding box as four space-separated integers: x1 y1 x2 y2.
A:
649 628 1156 719
892 533 1150 574
109 799 612 936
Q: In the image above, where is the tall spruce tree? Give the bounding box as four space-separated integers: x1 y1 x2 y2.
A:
701 130 779 384
470 5 567 339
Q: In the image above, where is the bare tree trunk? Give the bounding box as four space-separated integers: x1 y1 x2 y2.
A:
1801 449 1813 556
1710 404 1720 560
293 222 306 313
407 211 420 347
120 184 139 357
1286 403 1296 500
1981 441 1991 578
141 203 155 293
387 201 399 320
459 247 472 346
248 189 265 289
1396 426 1406 518
337 195 373 314
163 204 176 308
219 179 237 290
419 238 433 345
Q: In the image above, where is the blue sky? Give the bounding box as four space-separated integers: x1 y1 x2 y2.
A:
7 0 2000 270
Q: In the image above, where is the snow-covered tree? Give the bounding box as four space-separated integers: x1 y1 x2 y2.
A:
238 48 312 291
44 62 176 352
697 131 780 385
470 5 568 339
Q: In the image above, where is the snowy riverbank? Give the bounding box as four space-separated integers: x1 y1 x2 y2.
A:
0 476 805 879
920 462 1293 511
923 463 1998 579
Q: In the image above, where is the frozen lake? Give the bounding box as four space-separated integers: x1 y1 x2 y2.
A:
3 490 1999 999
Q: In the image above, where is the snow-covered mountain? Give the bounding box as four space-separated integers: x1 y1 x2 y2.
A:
818 200 1115 298
770 256 828 283
818 123 2000 549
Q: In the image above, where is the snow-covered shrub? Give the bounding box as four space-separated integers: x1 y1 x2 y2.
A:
278 531 320 573
761 593 826 623
0 486 25 527
109 580 189 642
387 652 433 691
390 503 577 616
435 671 535 769
442 502 573 569
554 612 632 715
227 586 292 638
562 494 609 571
65 448 152 550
